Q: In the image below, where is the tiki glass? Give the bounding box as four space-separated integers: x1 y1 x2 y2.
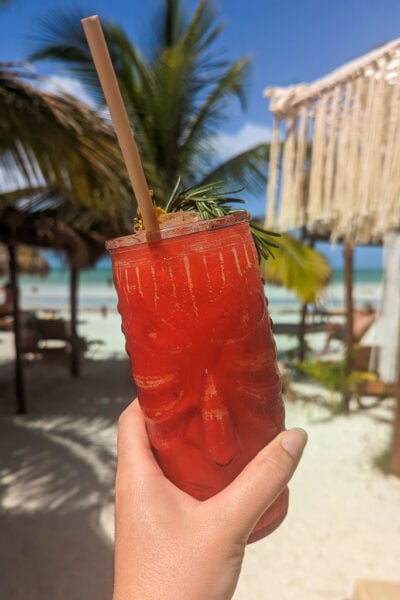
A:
107 212 288 542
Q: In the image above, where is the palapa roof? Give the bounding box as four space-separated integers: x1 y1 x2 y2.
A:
0 206 114 269
0 63 133 267
0 241 49 277
263 38 400 244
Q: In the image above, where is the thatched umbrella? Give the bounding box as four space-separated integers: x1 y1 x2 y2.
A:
0 243 49 277
0 64 132 414
0 205 120 414
263 37 400 475
264 38 400 242
0 63 133 220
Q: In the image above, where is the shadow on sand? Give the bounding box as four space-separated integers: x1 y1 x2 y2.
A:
0 357 136 600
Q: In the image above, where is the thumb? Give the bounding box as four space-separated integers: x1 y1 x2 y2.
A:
211 428 307 540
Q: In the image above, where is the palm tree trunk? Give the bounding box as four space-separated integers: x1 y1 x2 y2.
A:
8 243 27 414
69 263 80 378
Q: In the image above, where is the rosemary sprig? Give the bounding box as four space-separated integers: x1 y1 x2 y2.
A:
164 178 280 261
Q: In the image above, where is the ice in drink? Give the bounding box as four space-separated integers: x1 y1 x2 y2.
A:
107 212 287 542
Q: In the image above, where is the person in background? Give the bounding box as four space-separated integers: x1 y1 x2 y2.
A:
113 400 307 600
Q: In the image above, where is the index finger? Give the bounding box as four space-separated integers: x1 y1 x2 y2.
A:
117 399 163 480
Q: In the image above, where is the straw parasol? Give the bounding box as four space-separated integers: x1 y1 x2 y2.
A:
263 38 400 476
0 243 49 277
264 38 400 243
0 63 132 414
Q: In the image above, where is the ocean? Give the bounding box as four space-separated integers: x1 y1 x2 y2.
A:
1 267 384 314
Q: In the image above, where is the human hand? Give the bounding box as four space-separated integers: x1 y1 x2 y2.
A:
113 400 307 600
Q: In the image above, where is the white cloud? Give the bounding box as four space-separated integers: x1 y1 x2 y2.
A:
210 122 272 162
42 75 96 108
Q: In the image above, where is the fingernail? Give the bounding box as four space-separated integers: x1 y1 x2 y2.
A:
281 428 308 459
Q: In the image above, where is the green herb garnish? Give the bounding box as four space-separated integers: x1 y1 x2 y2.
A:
165 178 280 260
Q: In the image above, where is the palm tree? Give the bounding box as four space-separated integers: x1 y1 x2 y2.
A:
29 0 268 205
0 63 131 227
29 0 332 308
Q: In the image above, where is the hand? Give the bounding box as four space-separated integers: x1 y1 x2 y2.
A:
113 400 307 600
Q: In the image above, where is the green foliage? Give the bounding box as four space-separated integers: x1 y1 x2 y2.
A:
300 358 347 393
372 444 391 474
29 0 332 299
0 64 132 234
300 358 378 392
299 357 378 413
164 178 280 260
163 180 332 295
260 233 332 304
76 335 105 354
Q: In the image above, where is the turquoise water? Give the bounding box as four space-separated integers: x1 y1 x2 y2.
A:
1 267 384 311
331 268 383 285
13 266 384 286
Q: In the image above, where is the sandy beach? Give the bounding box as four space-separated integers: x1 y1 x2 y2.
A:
1 309 400 600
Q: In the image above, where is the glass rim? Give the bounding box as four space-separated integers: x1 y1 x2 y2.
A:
106 211 250 251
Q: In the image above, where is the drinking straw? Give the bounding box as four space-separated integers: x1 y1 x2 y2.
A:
81 15 160 235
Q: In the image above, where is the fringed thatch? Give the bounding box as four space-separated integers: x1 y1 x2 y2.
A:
0 243 49 277
264 38 400 244
264 40 400 475
0 63 133 227
0 206 109 269
0 65 136 414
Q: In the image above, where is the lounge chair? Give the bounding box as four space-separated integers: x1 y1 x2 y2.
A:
21 316 72 366
321 304 377 354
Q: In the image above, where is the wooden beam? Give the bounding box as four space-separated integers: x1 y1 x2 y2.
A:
389 347 400 477
8 244 27 414
343 243 354 411
389 398 400 476
69 263 80 378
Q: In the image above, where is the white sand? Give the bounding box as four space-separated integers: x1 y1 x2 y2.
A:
1 310 400 599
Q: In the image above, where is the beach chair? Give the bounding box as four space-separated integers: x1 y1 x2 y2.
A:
21 316 72 367
321 304 377 354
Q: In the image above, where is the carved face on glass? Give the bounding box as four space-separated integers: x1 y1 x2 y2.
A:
112 224 284 501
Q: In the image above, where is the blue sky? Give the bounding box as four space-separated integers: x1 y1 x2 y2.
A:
2 0 398 269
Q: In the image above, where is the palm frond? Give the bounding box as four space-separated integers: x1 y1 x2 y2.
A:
260 233 332 304
163 178 279 259
0 64 132 228
199 143 270 197
30 2 252 201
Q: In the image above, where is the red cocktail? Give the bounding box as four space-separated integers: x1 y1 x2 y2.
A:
107 212 287 542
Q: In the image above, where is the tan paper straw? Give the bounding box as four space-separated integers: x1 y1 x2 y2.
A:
81 15 160 235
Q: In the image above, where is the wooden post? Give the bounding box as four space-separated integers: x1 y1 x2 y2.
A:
8 244 27 414
389 348 400 477
389 398 400 477
298 302 308 362
343 243 354 411
298 230 314 362
69 263 80 378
